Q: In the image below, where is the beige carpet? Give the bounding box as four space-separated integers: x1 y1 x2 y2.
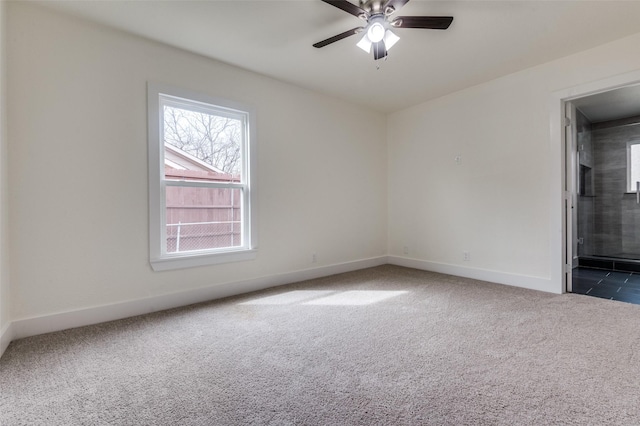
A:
2 265 640 425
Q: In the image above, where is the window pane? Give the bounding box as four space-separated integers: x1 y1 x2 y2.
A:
631 144 640 191
163 105 242 183
166 187 242 253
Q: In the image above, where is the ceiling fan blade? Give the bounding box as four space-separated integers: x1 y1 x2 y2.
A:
391 16 454 29
313 27 364 48
320 0 368 19
382 0 410 14
373 41 388 60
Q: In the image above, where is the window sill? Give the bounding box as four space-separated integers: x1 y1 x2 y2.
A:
151 248 257 272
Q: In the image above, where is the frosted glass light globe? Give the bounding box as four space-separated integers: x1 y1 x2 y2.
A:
367 22 385 43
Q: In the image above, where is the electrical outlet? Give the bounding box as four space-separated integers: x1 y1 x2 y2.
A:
455 155 462 165
312 253 317 263
403 246 409 255
463 251 471 261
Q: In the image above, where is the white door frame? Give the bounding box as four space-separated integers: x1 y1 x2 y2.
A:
551 70 640 293
564 101 577 293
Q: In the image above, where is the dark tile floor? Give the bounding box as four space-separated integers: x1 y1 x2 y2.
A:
573 267 640 304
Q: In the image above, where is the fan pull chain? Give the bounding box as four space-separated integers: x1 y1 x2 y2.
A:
375 54 388 71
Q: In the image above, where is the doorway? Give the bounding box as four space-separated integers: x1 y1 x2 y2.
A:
567 85 640 303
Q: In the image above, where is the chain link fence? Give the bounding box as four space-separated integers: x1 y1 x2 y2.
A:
166 220 241 253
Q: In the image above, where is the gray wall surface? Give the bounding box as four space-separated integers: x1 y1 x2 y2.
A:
587 117 640 258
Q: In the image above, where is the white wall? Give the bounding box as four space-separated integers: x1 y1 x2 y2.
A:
0 0 12 355
6 2 387 325
388 31 640 294
7 1 640 347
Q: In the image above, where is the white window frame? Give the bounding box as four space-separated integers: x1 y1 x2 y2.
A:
148 82 257 271
627 140 640 193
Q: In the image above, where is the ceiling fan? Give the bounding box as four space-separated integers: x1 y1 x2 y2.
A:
313 0 453 60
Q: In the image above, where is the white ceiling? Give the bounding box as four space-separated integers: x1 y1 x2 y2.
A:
35 0 640 113
572 84 640 123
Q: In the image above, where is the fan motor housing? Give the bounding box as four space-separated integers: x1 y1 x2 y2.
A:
359 0 385 15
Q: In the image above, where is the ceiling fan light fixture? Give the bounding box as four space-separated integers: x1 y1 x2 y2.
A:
356 33 372 53
383 29 400 50
357 28 398 55
367 21 386 43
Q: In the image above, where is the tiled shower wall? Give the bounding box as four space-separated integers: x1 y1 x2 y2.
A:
583 116 640 258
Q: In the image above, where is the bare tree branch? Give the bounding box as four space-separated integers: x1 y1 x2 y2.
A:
163 106 242 175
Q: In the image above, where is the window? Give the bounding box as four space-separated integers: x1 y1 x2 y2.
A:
148 83 256 271
628 141 640 193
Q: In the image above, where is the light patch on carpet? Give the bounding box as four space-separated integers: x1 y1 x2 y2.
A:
303 290 408 306
239 290 335 305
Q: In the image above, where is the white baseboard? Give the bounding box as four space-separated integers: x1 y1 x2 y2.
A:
388 256 559 294
10 256 388 341
0 321 13 359
2 254 560 358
